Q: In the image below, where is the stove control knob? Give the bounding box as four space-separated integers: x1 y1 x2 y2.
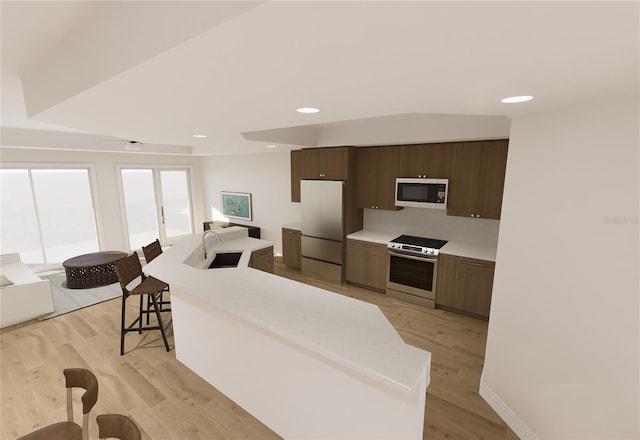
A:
428 249 434 254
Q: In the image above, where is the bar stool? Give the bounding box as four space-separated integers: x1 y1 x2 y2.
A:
141 239 171 323
115 252 171 355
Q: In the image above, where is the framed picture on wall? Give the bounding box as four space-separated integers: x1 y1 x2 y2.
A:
221 191 252 221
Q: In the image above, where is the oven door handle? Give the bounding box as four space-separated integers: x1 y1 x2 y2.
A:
388 251 438 262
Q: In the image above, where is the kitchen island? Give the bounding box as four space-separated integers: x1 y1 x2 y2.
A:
144 227 431 439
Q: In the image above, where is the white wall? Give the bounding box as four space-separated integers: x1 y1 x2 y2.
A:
0 147 204 252
364 208 500 246
482 94 639 439
201 151 301 254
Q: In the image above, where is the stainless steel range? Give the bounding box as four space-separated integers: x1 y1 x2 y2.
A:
386 235 448 309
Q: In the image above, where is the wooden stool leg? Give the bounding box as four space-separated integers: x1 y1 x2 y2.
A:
150 293 170 352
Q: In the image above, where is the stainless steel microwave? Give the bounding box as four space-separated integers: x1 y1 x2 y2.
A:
395 178 448 209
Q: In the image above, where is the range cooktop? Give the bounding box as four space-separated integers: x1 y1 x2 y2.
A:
388 234 448 256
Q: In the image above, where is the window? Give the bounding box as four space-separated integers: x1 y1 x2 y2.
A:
118 167 193 250
0 167 100 264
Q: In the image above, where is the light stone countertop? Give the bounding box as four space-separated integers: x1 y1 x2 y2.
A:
346 230 399 245
281 222 301 231
144 227 431 393
347 229 497 261
440 241 497 262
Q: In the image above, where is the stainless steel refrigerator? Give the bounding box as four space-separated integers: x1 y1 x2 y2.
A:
301 180 345 284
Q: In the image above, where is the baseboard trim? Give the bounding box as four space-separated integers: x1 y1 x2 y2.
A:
479 376 539 440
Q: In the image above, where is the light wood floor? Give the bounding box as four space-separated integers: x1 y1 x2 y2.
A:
1 259 519 440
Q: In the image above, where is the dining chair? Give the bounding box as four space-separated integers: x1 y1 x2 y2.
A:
115 252 171 355
96 414 142 440
17 368 98 440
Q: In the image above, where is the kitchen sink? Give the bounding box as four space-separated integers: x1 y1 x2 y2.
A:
208 252 243 269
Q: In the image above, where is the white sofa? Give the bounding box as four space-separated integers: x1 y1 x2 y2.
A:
0 253 54 328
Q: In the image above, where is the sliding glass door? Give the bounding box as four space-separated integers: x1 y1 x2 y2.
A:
120 169 159 251
0 167 100 264
159 170 192 239
118 167 193 250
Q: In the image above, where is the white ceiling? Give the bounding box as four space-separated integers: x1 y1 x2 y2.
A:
1 1 638 156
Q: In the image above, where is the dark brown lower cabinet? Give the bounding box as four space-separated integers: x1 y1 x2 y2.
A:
436 254 494 319
250 246 274 274
282 228 301 269
346 239 388 293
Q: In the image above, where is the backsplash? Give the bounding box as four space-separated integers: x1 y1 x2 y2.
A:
363 208 500 246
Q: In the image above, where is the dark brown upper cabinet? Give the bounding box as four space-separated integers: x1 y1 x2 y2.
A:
446 140 508 220
355 146 402 210
290 150 302 202
300 147 351 180
399 143 451 178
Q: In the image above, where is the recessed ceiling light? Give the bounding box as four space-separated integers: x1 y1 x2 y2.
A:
267 145 277 148
501 95 534 104
192 134 208 138
296 107 320 114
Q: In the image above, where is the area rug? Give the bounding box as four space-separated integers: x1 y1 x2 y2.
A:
38 271 121 320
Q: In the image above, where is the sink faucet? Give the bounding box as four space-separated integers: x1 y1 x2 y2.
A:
203 229 222 260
